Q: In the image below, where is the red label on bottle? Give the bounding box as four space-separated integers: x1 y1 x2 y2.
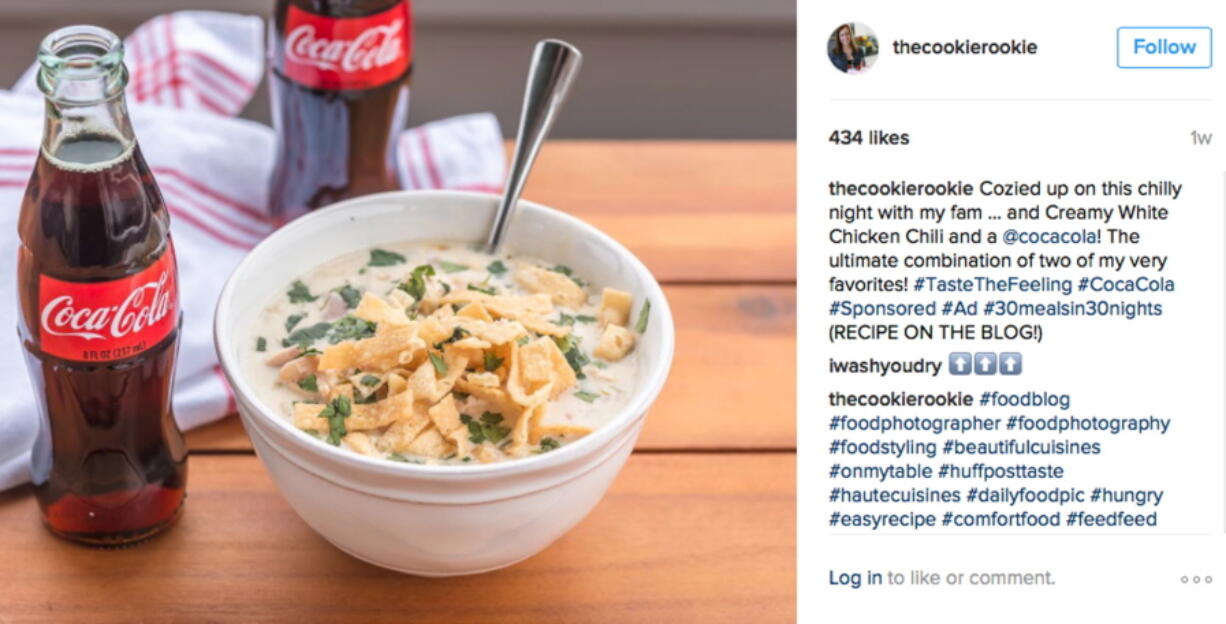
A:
38 247 178 362
282 2 412 91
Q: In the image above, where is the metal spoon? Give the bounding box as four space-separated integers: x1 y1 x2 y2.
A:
485 39 583 254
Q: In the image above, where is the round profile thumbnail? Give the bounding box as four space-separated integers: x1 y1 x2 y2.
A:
828 23 879 74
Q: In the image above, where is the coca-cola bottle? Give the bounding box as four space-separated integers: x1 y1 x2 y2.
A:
18 25 186 545
267 0 413 223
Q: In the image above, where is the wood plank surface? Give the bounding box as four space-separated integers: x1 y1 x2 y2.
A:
189 284 796 452
520 141 796 283
0 453 796 623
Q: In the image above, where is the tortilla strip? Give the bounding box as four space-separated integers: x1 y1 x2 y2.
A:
510 402 547 453
439 291 554 320
514 266 588 308
530 423 593 445
454 377 522 416
343 432 380 456
292 389 414 432
354 292 412 328
377 407 432 453
518 315 571 337
506 339 555 408
456 302 494 322
428 396 477 460
473 444 505 464
427 395 464 435
409 350 471 404
406 427 453 459
318 325 425 372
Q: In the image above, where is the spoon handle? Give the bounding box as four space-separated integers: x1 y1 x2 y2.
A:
485 39 583 254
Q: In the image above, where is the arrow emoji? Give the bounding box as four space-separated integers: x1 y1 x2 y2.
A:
978 355 993 372
953 356 967 373
1003 356 1016 373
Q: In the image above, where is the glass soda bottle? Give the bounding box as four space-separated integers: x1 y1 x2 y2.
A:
17 25 187 545
267 0 414 223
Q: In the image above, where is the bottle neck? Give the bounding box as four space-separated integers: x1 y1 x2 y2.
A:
37 25 134 165
42 96 135 165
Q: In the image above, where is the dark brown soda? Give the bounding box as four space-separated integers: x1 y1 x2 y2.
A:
267 0 412 223
18 135 187 545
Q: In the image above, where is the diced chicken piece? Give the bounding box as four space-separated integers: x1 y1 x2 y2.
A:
592 324 635 362
265 345 302 367
598 288 633 327
278 354 319 384
321 291 348 320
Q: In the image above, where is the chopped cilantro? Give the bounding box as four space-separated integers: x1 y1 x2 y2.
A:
354 392 378 404
453 391 470 401
285 313 306 332
467 283 496 295
460 414 480 442
484 352 504 372
388 452 421 464
461 412 510 444
283 322 332 349
635 299 651 333
318 396 351 445
539 437 560 452
297 347 322 358
297 375 318 393
288 280 317 303
256 337 267 352
552 335 589 379
440 327 470 346
398 264 435 301
486 260 507 275
556 313 576 326
334 284 362 308
429 352 447 375
575 315 597 324
517 335 531 346
328 315 376 344
574 390 599 403
590 360 608 369
438 260 468 273
360 374 380 386
462 456 472 462
552 333 577 353
549 264 587 287
441 282 452 295
368 248 406 267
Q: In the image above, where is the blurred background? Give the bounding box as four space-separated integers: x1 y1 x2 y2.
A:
0 0 795 139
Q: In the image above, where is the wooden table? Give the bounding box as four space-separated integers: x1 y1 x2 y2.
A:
0 141 796 622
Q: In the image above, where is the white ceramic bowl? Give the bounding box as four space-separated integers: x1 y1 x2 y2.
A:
214 191 674 576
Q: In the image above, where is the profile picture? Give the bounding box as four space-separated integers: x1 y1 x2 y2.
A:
828 23 879 74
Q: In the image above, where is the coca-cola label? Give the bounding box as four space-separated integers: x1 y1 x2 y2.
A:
38 248 178 362
282 2 412 90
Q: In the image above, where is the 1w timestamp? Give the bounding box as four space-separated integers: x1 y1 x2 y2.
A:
829 129 911 145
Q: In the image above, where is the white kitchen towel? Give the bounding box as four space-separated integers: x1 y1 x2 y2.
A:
0 11 505 490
